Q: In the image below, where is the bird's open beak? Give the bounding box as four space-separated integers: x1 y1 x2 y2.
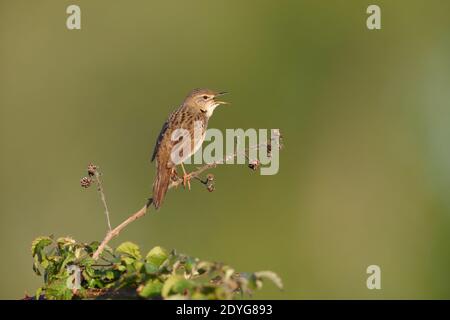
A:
214 91 229 105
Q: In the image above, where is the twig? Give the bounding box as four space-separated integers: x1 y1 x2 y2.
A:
92 199 151 260
91 131 282 260
94 171 112 232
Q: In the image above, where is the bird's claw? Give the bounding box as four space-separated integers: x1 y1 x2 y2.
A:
183 173 191 190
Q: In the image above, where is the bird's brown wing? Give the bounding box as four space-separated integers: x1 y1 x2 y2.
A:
151 120 169 162
151 106 187 163
151 107 185 209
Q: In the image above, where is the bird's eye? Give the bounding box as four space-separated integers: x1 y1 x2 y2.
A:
203 95 208 100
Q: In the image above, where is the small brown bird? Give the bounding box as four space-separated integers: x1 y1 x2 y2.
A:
151 88 228 209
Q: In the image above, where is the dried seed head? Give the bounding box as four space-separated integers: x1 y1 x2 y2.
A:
87 163 97 176
207 173 214 182
248 160 260 171
80 177 92 188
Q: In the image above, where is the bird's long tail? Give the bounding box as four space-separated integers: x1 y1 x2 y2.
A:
152 163 172 209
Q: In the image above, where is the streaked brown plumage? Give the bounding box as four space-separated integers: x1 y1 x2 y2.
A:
151 88 228 209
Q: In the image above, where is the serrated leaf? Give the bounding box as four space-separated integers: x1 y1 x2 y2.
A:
161 275 194 298
58 253 76 275
144 262 159 275
40 259 49 269
30 236 283 300
31 237 53 257
44 279 73 300
145 246 168 267
88 278 104 288
115 264 126 272
105 270 115 280
138 279 163 298
84 266 97 278
121 256 136 266
79 256 95 267
87 241 100 252
116 242 141 260
161 275 181 298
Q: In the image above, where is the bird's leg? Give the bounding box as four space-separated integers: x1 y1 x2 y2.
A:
170 167 179 183
180 162 191 190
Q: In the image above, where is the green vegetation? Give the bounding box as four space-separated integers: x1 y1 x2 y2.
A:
30 236 282 300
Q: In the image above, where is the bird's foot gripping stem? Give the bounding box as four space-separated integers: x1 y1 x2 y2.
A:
183 173 192 190
180 163 191 190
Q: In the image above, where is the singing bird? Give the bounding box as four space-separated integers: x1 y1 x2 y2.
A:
151 88 228 209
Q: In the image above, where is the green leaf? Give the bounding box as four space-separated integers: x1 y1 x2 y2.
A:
144 262 159 275
44 279 73 300
84 266 97 279
165 294 188 300
191 291 208 300
116 264 126 272
161 275 181 298
35 287 43 300
31 237 53 257
103 270 113 280
40 259 50 269
138 279 163 298
33 260 42 276
79 256 95 267
30 236 283 300
58 253 76 275
87 241 100 253
162 275 194 298
116 242 141 260
145 246 168 267
184 257 197 274
88 278 104 288
121 256 136 266
193 284 219 300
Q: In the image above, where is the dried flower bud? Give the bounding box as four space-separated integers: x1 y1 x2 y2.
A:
80 177 92 188
87 163 97 176
248 160 260 171
206 173 214 182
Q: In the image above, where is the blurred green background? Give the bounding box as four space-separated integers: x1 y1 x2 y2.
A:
1 0 450 299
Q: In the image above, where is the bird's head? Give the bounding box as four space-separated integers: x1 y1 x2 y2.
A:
183 88 228 117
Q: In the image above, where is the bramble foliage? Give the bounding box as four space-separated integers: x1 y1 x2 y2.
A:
30 236 283 300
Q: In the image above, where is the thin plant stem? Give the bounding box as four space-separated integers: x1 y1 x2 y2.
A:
94 171 112 232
